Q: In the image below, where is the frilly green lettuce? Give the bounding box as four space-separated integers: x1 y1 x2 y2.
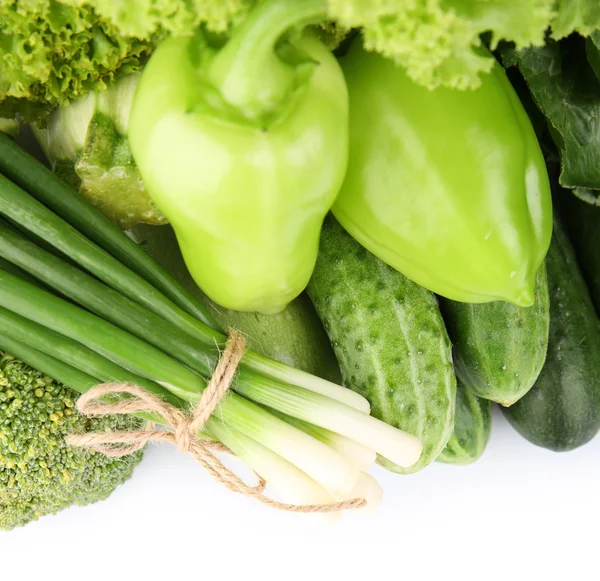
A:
84 0 252 38
331 0 557 90
0 0 251 121
333 0 599 89
552 0 600 39
1 0 599 123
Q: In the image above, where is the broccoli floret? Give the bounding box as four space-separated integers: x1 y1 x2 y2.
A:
0 353 144 531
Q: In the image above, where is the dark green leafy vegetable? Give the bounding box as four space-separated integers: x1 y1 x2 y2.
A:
3 0 600 125
503 35 600 197
585 31 600 79
0 0 250 122
555 185 600 314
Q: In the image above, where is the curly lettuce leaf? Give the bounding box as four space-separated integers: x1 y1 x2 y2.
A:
78 0 252 38
0 0 250 122
552 0 600 38
0 1 150 120
2 0 600 123
504 35 600 194
327 0 556 89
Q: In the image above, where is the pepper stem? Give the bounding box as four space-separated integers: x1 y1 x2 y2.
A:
208 0 328 122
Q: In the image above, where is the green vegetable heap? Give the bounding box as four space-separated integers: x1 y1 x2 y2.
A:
2 0 600 533
0 353 143 530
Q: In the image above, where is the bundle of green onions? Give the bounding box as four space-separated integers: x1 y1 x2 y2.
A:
0 134 421 512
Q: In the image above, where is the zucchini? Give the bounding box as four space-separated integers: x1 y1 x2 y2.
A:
503 219 600 451
438 379 492 465
128 224 342 383
307 216 456 473
440 266 549 406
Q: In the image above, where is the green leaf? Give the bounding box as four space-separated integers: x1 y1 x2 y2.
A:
505 35 600 193
0 0 251 123
328 0 556 90
586 31 600 80
573 187 600 205
552 0 600 38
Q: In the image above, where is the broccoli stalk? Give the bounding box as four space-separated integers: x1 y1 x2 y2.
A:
0 353 144 530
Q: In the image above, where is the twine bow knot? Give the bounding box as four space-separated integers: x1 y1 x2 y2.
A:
67 330 365 513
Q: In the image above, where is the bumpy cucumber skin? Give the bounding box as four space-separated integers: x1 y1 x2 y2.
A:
438 379 492 465
503 220 600 451
440 265 549 406
307 216 456 474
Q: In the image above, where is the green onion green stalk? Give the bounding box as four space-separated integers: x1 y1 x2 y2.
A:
0 134 421 511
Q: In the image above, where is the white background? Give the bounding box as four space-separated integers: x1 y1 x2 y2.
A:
2 407 597 581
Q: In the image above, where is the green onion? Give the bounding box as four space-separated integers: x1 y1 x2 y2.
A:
0 138 426 511
341 472 382 515
268 409 376 471
0 269 208 398
0 227 370 429
0 305 183 407
0 224 218 377
235 375 422 468
208 417 340 510
217 395 362 498
0 270 370 496
0 151 368 412
241 351 370 412
0 132 215 327
0 173 217 345
1 314 355 495
0 255 41 286
0 201 368 411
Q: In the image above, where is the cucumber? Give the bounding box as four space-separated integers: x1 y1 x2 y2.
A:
503 219 600 451
307 215 456 473
438 379 492 465
555 188 600 314
440 265 549 406
128 224 342 383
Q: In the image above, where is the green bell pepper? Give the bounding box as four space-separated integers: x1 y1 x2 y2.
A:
332 40 552 306
128 0 348 314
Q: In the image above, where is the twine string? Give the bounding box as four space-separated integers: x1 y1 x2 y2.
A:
66 330 366 513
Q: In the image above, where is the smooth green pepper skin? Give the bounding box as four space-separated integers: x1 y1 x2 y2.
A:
333 40 552 306
128 1 348 314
